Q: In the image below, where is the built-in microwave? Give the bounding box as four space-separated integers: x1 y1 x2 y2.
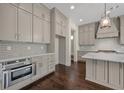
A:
1 58 36 89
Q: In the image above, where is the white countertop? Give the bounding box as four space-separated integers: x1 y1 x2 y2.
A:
0 53 55 63
82 52 124 63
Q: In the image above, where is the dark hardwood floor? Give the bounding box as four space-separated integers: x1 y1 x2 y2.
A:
22 62 112 90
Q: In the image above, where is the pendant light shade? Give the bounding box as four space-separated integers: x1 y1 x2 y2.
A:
100 3 111 29
100 16 111 29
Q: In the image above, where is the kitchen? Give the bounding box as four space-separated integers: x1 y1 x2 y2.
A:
0 2 124 91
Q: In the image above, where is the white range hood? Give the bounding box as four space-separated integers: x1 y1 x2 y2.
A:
97 19 119 38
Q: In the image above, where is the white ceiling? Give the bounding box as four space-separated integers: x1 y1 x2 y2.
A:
44 3 124 26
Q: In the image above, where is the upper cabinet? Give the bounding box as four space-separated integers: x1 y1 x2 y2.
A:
18 8 32 42
120 16 124 44
33 4 50 43
0 4 17 41
19 3 33 13
43 20 50 43
33 4 50 22
79 23 96 45
0 4 50 44
33 16 43 43
52 8 68 37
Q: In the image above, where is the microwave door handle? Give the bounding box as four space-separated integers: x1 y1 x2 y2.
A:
2 71 9 89
10 65 32 73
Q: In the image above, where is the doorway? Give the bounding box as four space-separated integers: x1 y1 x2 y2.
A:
55 36 66 65
71 30 75 63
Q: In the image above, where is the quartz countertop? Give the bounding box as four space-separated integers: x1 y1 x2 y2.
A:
0 53 55 63
82 52 124 63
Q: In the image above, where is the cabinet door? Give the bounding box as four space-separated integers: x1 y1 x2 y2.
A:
61 24 66 37
19 3 32 13
42 56 48 75
0 4 17 41
79 23 95 45
47 55 55 73
79 31 84 45
40 4 50 22
33 4 42 18
109 62 123 88
33 16 43 43
56 23 61 36
18 9 32 42
88 24 95 45
86 59 96 80
96 61 108 83
43 20 50 43
120 16 124 44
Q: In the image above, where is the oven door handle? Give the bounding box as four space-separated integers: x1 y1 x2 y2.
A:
9 64 33 72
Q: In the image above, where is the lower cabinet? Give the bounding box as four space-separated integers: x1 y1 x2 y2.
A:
86 59 96 80
108 62 123 89
95 60 108 83
85 59 124 89
32 54 55 79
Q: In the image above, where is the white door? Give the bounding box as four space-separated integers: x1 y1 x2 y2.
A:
0 4 17 41
33 16 43 43
18 9 32 42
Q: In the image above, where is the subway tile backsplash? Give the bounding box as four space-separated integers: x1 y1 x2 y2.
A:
79 38 124 52
0 41 47 58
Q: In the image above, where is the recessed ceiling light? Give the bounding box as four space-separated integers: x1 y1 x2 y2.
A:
70 5 75 10
80 19 83 22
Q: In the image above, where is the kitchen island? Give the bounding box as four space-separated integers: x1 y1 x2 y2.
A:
82 52 124 89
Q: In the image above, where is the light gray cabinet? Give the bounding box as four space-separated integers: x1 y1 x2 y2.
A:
86 59 96 80
33 4 50 22
0 4 17 41
95 60 108 83
32 54 55 78
108 62 123 88
53 8 67 37
120 16 124 44
18 9 32 42
79 23 95 45
0 4 50 44
19 3 32 13
86 59 124 89
33 16 43 43
43 20 50 43
33 4 50 43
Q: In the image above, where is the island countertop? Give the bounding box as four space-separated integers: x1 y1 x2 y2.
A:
82 52 124 63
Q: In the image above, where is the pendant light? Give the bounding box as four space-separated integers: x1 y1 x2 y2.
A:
100 3 111 29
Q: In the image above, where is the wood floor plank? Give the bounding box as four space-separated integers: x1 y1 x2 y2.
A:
22 62 112 90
